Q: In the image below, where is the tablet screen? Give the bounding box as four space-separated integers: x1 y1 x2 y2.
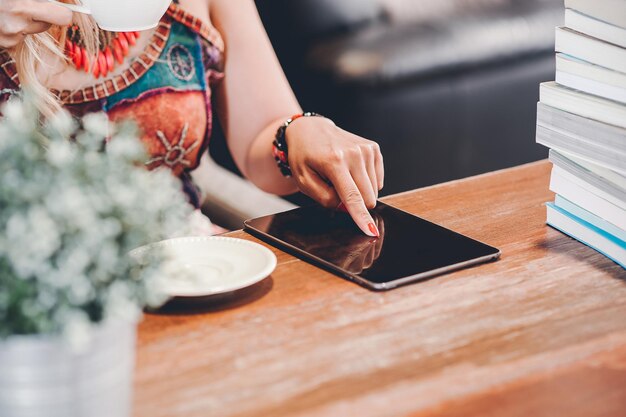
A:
245 202 499 286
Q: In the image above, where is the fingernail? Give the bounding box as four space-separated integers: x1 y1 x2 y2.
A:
368 222 380 238
337 202 348 213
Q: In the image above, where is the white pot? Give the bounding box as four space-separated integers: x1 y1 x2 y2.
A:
0 320 137 417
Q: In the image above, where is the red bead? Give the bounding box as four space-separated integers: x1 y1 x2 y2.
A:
104 47 114 72
81 48 90 72
72 43 82 69
125 31 136 46
92 58 100 78
98 52 108 77
112 39 124 64
65 40 73 56
117 34 129 55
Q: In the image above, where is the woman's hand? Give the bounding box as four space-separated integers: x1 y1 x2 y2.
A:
0 0 72 49
286 116 385 237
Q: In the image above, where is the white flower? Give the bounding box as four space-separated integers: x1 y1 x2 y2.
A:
0 97 193 339
106 133 146 161
82 112 110 138
46 140 76 167
2 99 28 132
46 109 76 139
5 207 61 278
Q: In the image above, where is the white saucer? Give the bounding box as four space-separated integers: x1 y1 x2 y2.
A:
130 237 277 298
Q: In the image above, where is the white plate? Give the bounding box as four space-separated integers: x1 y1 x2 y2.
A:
130 237 277 297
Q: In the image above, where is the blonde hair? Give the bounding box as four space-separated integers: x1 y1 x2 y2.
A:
9 1 100 117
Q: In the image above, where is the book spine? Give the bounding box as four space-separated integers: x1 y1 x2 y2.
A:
556 71 626 104
540 82 626 129
556 54 626 90
555 27 626 75
538 125 626 176
549 150 626 203
564 9 626 48
550 167 626 230
565 0 626 30
546 204 626 268
537 103 626 152
555 195 626 242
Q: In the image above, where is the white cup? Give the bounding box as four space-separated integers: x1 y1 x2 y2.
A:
48 0 172 32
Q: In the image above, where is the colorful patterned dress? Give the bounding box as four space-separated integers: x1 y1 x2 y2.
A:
0 3 225 209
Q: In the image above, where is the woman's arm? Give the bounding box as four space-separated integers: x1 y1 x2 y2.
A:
210 0 299 194
210 0 384 237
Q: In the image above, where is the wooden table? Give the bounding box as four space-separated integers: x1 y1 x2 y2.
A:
134 161 626 417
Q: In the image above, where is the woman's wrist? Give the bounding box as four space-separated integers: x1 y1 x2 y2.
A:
272 112 331 177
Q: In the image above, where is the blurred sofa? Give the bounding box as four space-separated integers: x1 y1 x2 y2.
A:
250 0 563 195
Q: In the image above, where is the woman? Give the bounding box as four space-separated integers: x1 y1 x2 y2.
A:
0 0 384 237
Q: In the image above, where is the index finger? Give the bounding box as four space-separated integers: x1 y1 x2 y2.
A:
328 168 379 237
28 1 73 26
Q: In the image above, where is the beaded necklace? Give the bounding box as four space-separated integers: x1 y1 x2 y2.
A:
64 26 140 79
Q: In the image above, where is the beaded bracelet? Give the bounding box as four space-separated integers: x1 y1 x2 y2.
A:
272 112 326 177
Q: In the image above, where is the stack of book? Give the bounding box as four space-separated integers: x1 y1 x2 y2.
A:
536 0 626 268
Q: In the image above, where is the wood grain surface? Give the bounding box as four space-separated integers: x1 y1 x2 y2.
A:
134 161 626 417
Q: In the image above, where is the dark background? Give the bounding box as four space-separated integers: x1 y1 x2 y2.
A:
212 0 562 196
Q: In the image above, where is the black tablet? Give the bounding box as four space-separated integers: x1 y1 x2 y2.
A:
244 202 500 291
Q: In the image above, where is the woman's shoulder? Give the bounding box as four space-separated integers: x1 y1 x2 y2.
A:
170 0 224 51
176 0 211 20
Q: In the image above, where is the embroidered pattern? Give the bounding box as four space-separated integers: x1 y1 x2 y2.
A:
167 44 195 81
146 123 200 169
